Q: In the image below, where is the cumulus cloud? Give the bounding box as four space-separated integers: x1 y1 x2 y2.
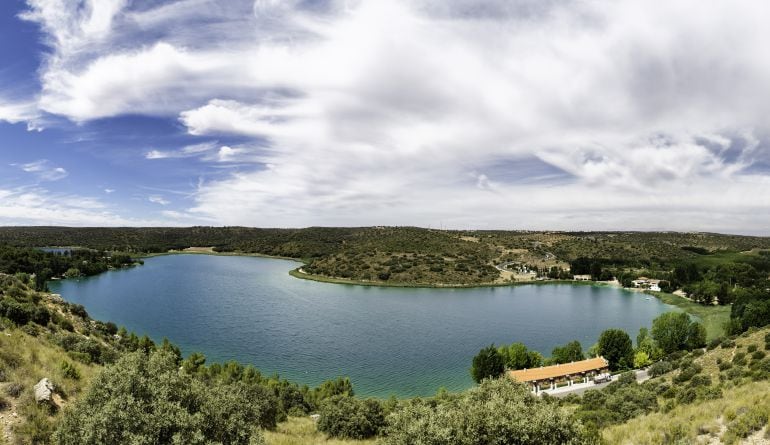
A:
15 159 68 181
19 0 770 231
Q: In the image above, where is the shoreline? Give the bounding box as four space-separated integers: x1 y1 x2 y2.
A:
57 248 726 337
289 268 617 290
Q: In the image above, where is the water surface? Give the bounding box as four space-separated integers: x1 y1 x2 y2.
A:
49 254 673 397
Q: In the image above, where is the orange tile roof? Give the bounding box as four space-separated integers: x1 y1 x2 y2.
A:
507 357 609 382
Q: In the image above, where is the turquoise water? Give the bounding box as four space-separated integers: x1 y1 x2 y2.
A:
49 254 673 397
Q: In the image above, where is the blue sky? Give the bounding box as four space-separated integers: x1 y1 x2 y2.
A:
1 0 770 233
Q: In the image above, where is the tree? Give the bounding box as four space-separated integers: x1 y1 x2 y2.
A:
498 342 542 370
636 327 649 348
686 322 707 350
597 329 633 371
633 351 651 368
551 340 585 364
470 344 504 383
651 312 692 354
54 350 273 445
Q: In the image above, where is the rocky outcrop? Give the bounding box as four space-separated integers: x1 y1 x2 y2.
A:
33 378 54 404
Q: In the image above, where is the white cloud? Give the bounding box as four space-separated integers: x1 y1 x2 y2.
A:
19 0 770 231
148 195 170 205
104 188 115 194
15 159 69 181
145 141 218 160
0 186 167 226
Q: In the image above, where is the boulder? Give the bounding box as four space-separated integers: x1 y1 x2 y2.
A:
33 378 54 404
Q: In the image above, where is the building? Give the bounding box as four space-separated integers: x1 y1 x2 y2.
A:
632 277 662 291
507 356 610 392
573 274 592 281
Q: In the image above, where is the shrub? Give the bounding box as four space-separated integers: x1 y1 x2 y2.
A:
689 374 711 388
751 350 766 360
60 360 81 380
723 407 768 444
385 378 594 445
317 396 385 439
707 338 721 350
648 360 673 377
675 387 697 405
673 365 702 383
5 382 23 398
719 361 733 371
53 350 274 445
0 395 9 411
721 339 736 349
747 344 758 353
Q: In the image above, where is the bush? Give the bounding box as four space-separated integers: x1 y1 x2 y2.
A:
317 396 385 439
673 365 702 383
0 395 9 411
747 344 758 353
5 382 23 398
721 339 736 349
648 361 673 377
675 387 697 405
707 338 721 350
60 360 81 380
751 350 766 360
54 350 274 445
719 361 733 371
723 407 768 444
689 374 711 388
385 379 594 445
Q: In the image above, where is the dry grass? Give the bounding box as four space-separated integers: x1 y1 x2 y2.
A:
0 329 101 444
603 382 770 444
264 417 376 445
603 328 770 445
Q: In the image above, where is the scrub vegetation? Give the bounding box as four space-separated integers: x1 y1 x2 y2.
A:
3 229 770 443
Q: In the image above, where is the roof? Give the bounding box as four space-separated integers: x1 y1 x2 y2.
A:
507 357 609 382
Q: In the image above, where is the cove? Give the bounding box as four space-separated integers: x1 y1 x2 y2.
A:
48 254 674 398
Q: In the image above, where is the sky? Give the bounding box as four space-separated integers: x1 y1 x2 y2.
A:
1 0 770 233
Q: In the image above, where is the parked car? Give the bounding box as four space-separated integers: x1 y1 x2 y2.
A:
593 373 612 384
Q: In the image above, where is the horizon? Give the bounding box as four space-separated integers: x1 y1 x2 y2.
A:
2 1 770 234
0 225 767 239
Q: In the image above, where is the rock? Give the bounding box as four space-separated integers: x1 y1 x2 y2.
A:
33 378 54 404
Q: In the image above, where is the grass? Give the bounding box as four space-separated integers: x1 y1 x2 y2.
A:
0 328 101 444
602 381 770 444
650 291 731 340
264 417 375 445
603 327 770 444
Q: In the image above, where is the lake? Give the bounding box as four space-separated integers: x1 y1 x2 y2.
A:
48 254 674 397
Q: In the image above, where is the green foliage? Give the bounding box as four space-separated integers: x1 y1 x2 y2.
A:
316 395 385 439
384 378 595 445
633 351 652 368
723 407 768 444
59 360 81 380
54 350 273 445
470 345 504 383
651 312 691 354
497 342 543 370
551 340 585 364
597 329 633 371
648 360 673 377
